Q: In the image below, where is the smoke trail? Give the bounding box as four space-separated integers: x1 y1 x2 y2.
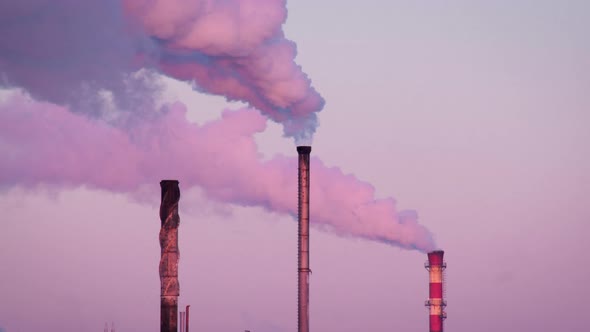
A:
124 0 325 143
0 0 435 251
0 0 157 120
0 0 323 142
0 94 435 252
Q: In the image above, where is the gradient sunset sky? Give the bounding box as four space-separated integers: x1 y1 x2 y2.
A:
1 1 589 332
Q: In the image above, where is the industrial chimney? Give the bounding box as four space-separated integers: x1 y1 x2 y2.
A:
180 311 185 332
159 180 181 332
425 250 447 332
297 146 311 332
186 304 190 332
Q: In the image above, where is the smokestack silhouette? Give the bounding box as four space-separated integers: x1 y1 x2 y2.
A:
159 180 180 332
186 304 190 332
425 250 447 332
297 146 311 332
179 311 185 332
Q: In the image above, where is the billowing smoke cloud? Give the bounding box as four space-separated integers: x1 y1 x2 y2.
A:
0 0 323 142
124 0 324 142
0 0 435 251
0 0 158 120
0 94 435 252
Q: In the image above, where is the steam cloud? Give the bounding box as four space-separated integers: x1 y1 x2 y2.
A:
0 95 435 251
0 0 323 142
0 0 435 251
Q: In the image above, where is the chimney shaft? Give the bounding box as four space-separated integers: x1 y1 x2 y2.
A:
186 304 190 332
159 180 180 332
425 250 446 332
297 146 311 332
179 312 185 332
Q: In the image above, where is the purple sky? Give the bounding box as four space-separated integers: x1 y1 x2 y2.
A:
1 1 589 332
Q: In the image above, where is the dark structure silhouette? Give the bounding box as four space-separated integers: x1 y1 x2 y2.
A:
297 146 311 332
159 180 181 332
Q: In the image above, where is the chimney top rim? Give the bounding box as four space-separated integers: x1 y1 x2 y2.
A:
297 146 312 154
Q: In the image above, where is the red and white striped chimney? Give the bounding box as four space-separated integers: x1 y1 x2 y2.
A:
425 250 446 332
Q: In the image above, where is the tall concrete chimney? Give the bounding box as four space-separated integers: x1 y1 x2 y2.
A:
425 250 446 332
159 180 180 332
297 146 311 332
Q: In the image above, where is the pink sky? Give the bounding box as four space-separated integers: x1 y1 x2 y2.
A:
1 1 589 332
